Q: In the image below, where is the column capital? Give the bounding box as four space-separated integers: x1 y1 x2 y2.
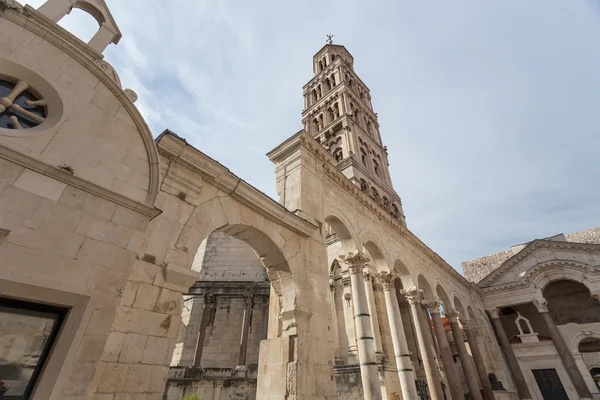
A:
486 307 500 319
401 287 423 304
445 310 460 323
362 269 373 282
533 297 548 313
461 319 473 331
591 291 600 302
203 292 216 305
424 298 442 314
376 270 396 291
243 294 254 305
339 250 370 274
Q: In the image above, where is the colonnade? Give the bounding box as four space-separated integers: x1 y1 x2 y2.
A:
338 252 496 400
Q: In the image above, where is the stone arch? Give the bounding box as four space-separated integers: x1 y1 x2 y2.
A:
38 0 122 52
453 295 467 317
526 260 595 293
323 210 358 253
143 193 300 334
72 0 106 27
392 258 414 289
363 239 388 272
435 284 453 313
572 333 600 354
417 274 434 299
543 279 600 325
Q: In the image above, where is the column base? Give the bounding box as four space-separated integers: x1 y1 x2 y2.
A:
233 365 248 377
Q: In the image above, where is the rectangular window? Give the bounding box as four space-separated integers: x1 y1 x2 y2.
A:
0 297 67 399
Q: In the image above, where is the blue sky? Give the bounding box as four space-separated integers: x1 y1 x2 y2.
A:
28 0 600 273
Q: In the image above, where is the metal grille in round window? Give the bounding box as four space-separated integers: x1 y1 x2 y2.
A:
0 79 47 130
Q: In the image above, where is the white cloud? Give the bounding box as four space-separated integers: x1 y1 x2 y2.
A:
24 0 600 273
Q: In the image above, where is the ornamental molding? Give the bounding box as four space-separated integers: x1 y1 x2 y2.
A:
478 240 600 287
481 259 599 293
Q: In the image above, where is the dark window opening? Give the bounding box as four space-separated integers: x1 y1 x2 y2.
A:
0 297 68 399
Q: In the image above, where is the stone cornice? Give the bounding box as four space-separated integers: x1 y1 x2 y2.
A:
478 239 600 287
1 4 160 206
0 143 161 218
157 131 318 238
291 131 470 287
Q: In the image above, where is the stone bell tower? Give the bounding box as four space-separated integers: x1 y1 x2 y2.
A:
301 39 406 226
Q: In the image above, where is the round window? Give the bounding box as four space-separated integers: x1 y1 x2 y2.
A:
0 79 47 130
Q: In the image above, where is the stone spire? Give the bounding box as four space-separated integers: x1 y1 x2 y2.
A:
301 42 406 225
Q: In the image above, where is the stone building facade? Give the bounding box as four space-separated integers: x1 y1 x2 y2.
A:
0 1 596 399
463 232 600 400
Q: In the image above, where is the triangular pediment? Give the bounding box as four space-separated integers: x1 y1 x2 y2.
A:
478 239 600 288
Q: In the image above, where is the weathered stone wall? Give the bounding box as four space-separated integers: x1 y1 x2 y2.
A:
463 226 600 283
172 294 267 368
193 232 267 282
164 375 257 400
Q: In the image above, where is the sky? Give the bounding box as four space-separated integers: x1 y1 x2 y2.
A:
26 0 600 274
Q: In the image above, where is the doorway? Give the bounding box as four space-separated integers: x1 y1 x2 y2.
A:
532 369 569 400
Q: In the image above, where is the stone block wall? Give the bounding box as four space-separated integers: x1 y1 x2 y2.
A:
193 232 267 282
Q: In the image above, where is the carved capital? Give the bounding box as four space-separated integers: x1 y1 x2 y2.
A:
533 298 548 313
362 269 372 282
486 308 500 319
339 250 370 274
401 287 423 304
461 319 473 331
445 310 460 323
203 293 216 305
424 298 442 314
376 271 396 291
591 291 600 302
243 294 254 305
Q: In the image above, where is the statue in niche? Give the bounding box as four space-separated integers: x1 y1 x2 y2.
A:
488 373 505 391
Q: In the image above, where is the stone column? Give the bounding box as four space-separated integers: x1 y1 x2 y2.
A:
403 288 444 400
378 272 418 400
236 294 254 371
426 300 465 400
341 275 358 362
329 279 342 363
462 320 495 400
446 311 483 400
340 251 382 400
533 298 592 399
487 308 532 399
193 293 216 367
364 270 384 358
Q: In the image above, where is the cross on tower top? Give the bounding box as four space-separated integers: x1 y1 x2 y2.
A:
326 34 334 45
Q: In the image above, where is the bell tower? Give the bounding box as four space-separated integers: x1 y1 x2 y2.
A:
301 39 406 225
